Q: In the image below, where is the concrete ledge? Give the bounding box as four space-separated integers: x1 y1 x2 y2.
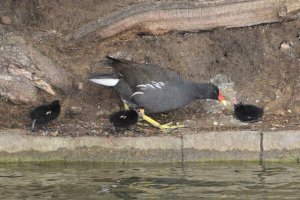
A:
0 129 182 163
0 129 182 153
183 131 261 162
0 129 300 163
263 131 300 162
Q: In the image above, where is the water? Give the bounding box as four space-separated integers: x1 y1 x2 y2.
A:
0 162 300 199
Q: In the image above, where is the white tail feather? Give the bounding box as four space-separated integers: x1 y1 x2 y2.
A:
89 78 119 86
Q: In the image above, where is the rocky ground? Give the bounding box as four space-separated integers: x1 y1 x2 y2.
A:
0 0 299 137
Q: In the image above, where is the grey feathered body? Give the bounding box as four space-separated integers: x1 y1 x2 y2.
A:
104 57 217 113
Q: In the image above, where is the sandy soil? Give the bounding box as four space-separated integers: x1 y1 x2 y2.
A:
0 0 299 137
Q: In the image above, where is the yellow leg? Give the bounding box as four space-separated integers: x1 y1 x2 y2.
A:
123 102 130 110
138 109 187 130
137 122 150 127
137 121 173 127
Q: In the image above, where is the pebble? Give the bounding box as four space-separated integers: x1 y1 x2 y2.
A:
273 109 285 115
96 111 105 116
280 41 292 50
50 130 59 137
1 16 12 25
96 110 110 116
213 121 218 126
70 106 82 114
78 82 83 90
184 120 197 127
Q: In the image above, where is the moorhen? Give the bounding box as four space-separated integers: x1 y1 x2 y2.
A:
29 100 61 131
109 109 139 131
234 103 263 122
90 56 226 129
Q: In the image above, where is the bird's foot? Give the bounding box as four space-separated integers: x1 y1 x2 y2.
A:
137 122 150 127
31 119 37 132
41 126 50 135
140 113 187 130
41 126 60 136
158 122 187 130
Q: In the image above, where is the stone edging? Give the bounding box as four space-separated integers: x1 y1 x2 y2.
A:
0 129 300 163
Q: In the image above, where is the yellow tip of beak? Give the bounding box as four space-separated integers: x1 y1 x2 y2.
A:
221 100 228 106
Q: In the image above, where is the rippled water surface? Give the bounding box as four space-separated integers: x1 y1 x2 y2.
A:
0 162 300 199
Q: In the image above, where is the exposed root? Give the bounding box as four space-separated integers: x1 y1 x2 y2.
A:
65 0 300 41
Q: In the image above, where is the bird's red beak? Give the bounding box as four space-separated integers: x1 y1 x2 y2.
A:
218 91 225 101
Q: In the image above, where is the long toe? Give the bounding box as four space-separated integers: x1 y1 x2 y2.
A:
137 122 150 127
31 119 37 132
163 122 174 126
140 113 187 130
159 122 187 130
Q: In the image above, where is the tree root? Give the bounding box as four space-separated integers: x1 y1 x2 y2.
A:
65 0 300 41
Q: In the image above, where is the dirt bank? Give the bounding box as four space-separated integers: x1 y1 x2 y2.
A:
0 0 299 137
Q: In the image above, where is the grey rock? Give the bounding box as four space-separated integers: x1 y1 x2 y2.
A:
0 29 74 103
1 16 12 25
69 106 82 114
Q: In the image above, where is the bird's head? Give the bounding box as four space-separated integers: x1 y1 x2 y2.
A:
204 84 223 100
52 99 60 104
204 84 228 105
50 100 61 111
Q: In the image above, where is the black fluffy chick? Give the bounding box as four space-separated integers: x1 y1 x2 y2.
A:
109 109 139 130
234 103 263 122
30 100 61 131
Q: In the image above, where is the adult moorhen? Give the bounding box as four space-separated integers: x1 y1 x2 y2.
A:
90 56 226 129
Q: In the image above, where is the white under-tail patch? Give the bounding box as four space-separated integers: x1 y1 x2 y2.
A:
89 78 119 86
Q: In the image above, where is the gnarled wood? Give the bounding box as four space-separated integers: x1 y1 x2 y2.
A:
0 29 74 103
66 0 300 41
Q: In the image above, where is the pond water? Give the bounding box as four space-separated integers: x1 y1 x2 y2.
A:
0 162 299 199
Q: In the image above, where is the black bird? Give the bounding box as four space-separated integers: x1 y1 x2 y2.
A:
234 103 263 122
29 100 61 131
109 109 139 130
90 56 226 129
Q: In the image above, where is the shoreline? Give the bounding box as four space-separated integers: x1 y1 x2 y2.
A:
0 129 299 163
